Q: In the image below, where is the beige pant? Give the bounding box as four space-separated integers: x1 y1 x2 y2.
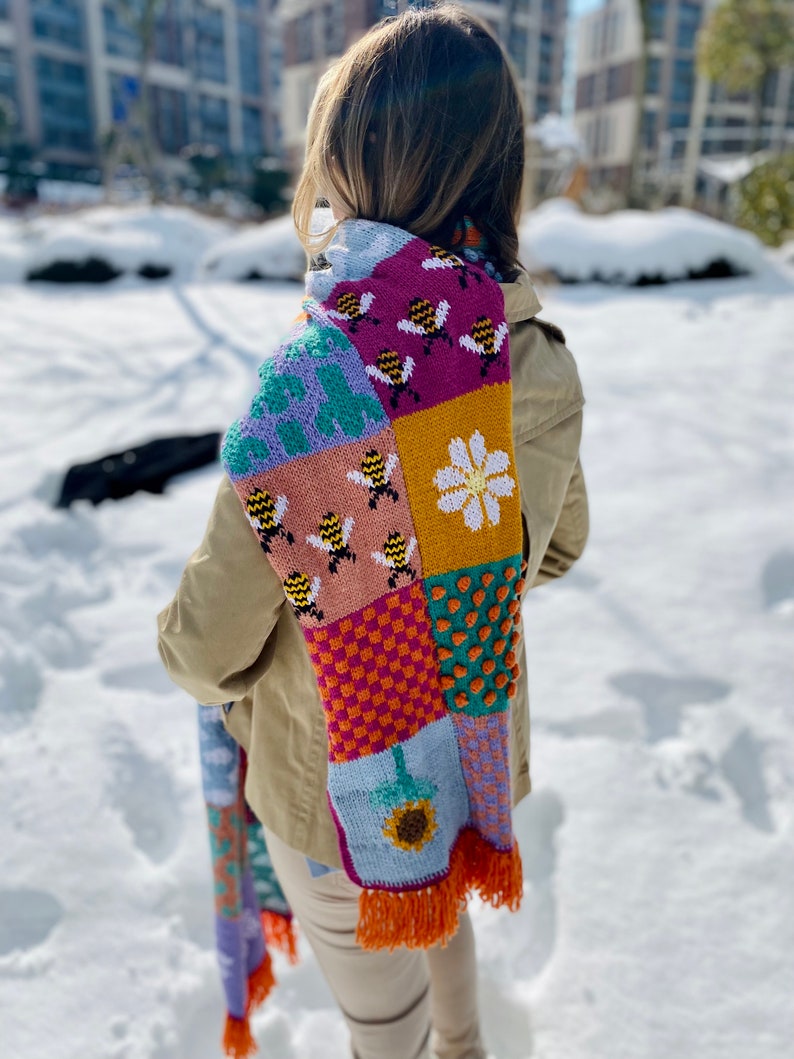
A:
264 828 487 1059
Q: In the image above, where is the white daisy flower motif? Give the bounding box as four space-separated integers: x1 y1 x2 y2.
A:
434 430 516 531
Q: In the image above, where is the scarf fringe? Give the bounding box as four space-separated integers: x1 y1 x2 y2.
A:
247 950 276 1010
222 1015 257 1059
261 910 299 965
221 952 276 1059
356 829 524 951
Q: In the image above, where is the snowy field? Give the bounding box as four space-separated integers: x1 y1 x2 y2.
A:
1 212 792 1059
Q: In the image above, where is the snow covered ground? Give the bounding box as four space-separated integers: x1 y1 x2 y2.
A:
1 214 792 1059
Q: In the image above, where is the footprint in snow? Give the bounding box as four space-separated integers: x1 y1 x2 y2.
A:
0 889 64 957
507 789 565 981
761 551 794 614
719 727 774 833
609 670 731 743
106 733 182 863
0 645 43 732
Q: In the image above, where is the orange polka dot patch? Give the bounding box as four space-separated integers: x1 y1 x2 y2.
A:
424 557 524 717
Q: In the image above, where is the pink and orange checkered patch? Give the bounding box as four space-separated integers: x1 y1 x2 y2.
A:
306 580 447 763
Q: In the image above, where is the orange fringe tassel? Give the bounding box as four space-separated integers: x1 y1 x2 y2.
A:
222 1014 257 1059
247 951 276 1011
356 830 524 951
261 910 299 965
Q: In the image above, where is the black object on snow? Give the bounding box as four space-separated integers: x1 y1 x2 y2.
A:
27 257 123 284
56 432 222 507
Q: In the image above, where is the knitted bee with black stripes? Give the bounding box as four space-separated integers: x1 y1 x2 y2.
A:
397 297 453 356
371 532 418 589
346 450 400 509
365 350 420 408
245 489 295 553
283 572 323 621
422 246 484 290
307 513 357 574
326 291 380 333
459 316 510 376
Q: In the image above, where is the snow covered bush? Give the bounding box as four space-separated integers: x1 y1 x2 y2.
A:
520 199 766 285
736 153 794 248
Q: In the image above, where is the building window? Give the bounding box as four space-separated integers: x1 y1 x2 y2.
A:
676 1 702 52
0 46 15 107
606 61 633 102
31 0 84 50
155 0 184 66
199 93 229 149
238 22 262 96
539 32 553 87
648 0 666 41
641 109 657 149
36 54 92 151
151 85 189 153
536 93 550 119
296 11 313 63
645 55 662 95
508 27 528 78
576 72 595 110
242 104 263 154
324 3 344 55
195 5 226 84
0 0 9 19
672 58 694 104
103 5 139 60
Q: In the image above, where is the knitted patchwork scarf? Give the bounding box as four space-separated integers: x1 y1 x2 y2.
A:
221 219 525 951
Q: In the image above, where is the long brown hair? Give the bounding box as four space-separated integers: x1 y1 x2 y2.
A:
293 3 525 276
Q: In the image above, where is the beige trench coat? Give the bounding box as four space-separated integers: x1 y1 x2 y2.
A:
158 273 588 868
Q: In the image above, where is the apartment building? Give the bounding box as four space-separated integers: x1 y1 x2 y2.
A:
573 0 794 195
0 0 283 174
279 0 569 168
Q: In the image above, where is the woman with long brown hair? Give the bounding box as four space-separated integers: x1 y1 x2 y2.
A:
159 5 587 1058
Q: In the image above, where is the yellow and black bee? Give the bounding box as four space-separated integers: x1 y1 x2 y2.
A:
459 316 510 377
307 513 356 574
365 350 420 408
422 246 483 290
246 489 294 553
347 450 400 509
397 297 453 356
326 290 380 333
283 571 323 621
371 532 418 589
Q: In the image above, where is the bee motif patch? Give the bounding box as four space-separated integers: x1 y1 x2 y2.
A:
459 316 510 376
422 246 483 290
307 513 356 574
397 297 453 356
347 450 400 509
245 489 295 553
371 532 418 589
326 291 380 333
283 571 324 621
365 350 420 408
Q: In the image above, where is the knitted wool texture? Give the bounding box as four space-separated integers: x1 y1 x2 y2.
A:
222 220 525 950
199 705 298 1058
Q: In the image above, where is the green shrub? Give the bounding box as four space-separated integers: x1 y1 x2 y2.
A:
736 154 794 247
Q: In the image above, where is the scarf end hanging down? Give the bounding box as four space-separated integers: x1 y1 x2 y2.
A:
199 704 299 1059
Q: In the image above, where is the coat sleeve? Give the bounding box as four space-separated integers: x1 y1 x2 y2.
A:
157 475 286 705
531 454 589 586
